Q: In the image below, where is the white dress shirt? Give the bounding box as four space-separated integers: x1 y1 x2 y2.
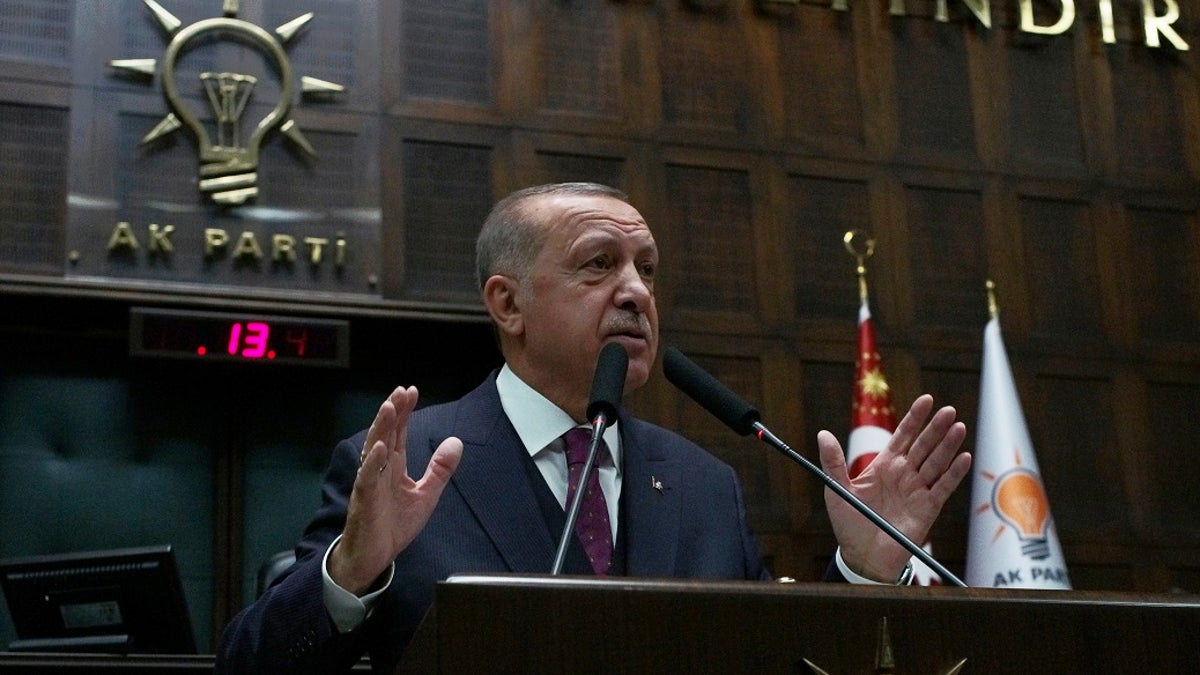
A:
495 363 622 542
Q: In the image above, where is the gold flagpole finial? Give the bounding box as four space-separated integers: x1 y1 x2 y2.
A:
986 279 999 319
843 229 875 304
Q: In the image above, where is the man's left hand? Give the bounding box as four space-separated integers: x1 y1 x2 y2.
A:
818 394 972 583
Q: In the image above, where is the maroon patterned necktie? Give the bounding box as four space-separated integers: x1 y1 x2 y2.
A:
563 427 613 575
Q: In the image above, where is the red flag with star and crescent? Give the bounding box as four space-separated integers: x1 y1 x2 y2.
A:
848 299 896 477
847 299 942 585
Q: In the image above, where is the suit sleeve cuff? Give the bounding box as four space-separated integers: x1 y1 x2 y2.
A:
321 534 395 633
835 547 914 586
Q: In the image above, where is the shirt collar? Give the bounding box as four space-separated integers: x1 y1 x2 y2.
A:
496 364 621 470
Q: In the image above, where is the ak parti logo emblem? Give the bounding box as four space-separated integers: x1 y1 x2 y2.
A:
109 0 345 205
979 462 1053 560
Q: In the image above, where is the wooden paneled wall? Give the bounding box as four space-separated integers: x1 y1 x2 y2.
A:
1 1 1199 634
377 0 1200 591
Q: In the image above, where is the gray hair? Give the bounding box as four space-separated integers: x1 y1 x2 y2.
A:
475 182 630 291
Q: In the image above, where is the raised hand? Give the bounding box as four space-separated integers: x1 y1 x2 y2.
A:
818 394 971 583
328 386 463 595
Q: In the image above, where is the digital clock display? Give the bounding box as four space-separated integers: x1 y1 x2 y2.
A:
130 307 349 367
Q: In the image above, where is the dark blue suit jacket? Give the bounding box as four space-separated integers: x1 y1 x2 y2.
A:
217 373 773 674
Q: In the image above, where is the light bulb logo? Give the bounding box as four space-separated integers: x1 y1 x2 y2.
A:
990 467 1052 560
110 0 345 205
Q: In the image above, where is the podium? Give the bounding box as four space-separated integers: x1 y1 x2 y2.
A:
400 575 1199 673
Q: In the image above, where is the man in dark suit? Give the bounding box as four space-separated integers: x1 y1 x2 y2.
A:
216 183 971 674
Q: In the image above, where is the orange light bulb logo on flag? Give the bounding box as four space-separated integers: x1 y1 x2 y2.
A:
991 468 1051 560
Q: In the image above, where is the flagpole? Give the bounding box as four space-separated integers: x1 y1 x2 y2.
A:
843 229 874 305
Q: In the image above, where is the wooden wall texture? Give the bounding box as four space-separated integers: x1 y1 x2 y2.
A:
2 0 1200 644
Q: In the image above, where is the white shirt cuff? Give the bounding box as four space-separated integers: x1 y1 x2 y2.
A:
835 547 914 586
321 534 395 633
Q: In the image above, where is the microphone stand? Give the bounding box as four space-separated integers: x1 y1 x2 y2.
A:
663 346 966 587
550 414 609 575
752 422 966 587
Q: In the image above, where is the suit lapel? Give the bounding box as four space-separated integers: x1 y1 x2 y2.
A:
621 416 682 577
438 380 689 577
445 378 558 573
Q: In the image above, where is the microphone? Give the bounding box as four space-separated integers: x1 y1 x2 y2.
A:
586 341 628 425
662 346 967 587
662 348 760 434
551 342 628 575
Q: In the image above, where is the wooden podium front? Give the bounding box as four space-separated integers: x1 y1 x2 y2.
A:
400 575 1199 673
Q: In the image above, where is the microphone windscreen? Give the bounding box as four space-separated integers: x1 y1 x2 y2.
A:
586 342 628 422
662 347 761 436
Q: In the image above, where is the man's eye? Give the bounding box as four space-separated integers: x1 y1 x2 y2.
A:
588 255 612 269
640 262 656 277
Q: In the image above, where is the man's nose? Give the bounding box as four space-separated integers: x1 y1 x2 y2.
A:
614 262 652 311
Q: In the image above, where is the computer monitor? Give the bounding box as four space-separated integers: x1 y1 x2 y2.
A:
0 544 196 654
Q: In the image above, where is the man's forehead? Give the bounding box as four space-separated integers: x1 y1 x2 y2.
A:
534 194 652 237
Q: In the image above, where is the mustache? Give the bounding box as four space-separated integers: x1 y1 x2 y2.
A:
604 312 652 339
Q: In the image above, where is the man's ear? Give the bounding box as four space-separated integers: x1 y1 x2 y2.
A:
483 274 523 338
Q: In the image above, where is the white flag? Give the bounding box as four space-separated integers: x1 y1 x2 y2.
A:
965 316 1071 589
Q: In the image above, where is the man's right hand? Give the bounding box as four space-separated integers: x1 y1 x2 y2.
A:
328 386 463 595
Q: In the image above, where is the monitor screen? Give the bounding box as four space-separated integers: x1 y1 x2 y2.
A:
0 545 196 654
